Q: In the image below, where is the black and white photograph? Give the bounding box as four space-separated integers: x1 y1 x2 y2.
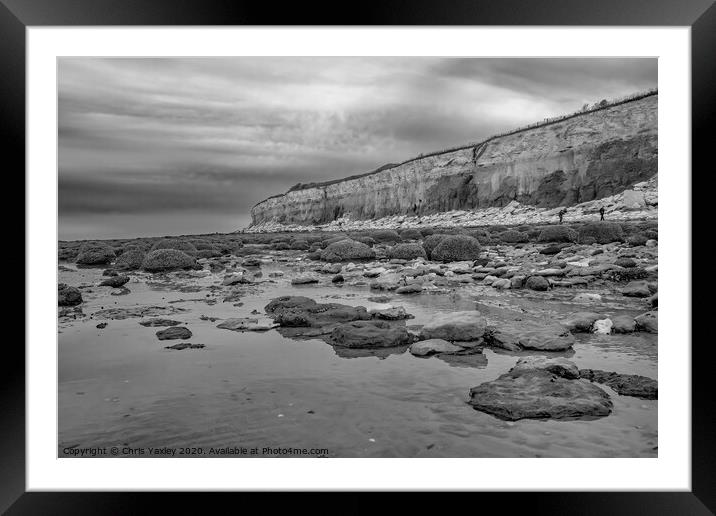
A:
56 56 661 459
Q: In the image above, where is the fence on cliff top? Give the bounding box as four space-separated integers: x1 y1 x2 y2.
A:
253 88 658 207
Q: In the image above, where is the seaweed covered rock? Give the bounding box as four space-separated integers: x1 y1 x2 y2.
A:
142 249 197 272
577 222 624 244
537 225 577 243
399 228 423 241
58 283 82 306
75 242 116 266
430 235 482 262
387 243 427 260
114 248 147 270
150 238 198 256
422 234 449 259
369 230 402 243
499 230 529 244
320 239 376 262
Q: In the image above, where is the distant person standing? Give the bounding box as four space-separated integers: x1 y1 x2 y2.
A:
558 208 567 224
599 206 605 221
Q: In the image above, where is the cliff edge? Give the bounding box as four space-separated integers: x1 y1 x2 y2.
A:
251 91 657 227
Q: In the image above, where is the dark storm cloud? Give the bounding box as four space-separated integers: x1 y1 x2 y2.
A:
58 57 656 239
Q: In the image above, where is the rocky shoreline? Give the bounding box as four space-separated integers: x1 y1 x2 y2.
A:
59 217 657 436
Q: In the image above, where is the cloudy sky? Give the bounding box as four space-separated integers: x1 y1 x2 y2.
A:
59 57 656 240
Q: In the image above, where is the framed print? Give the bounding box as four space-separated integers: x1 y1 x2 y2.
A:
5 0 712 512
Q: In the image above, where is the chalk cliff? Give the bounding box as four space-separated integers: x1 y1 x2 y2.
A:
250 92 657 227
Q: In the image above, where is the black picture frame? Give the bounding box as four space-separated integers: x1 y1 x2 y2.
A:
5 0 711 512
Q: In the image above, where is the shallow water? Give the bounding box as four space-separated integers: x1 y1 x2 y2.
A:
58 256 657 458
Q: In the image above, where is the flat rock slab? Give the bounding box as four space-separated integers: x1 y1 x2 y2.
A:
410 339 465 356
216 317 278 332
156 327 192 340
580 369 658 399
291 276 319 285
486 320 575 351
468 370 613 421
165 342 205 350
93 305 186 320
396 284 423 294
327 320 412 349
139 318 183 327
420 311 488 342
369 307 412 320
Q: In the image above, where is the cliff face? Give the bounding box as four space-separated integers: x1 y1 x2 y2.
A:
251 93 657 226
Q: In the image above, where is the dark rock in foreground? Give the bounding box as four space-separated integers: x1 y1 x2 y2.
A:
58 283 83 306
579 369 658 399
468 359 613 421
156 326 192 340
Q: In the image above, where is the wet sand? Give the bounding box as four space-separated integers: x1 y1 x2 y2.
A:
58 257 657 458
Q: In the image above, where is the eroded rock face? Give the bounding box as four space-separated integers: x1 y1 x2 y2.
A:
468 367 613 421
252 94 657 226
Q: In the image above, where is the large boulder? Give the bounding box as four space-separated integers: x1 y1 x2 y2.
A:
387 243 427 260
580 369 657 399
142 249 197 272
525 275 550 291
611 315 637 333
430 235 482 262
499 230 529 243
58 283 82 306
114 248 146 270
150 238 198 256
76 243 116 266
577 222 624 244
320 239 375 262
422 234 449 259
420 311 488 341
561 312 602 333
369 230 402 243
537 226 577 243
399 228 423 241
468 367 613 421
327 320 412 348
